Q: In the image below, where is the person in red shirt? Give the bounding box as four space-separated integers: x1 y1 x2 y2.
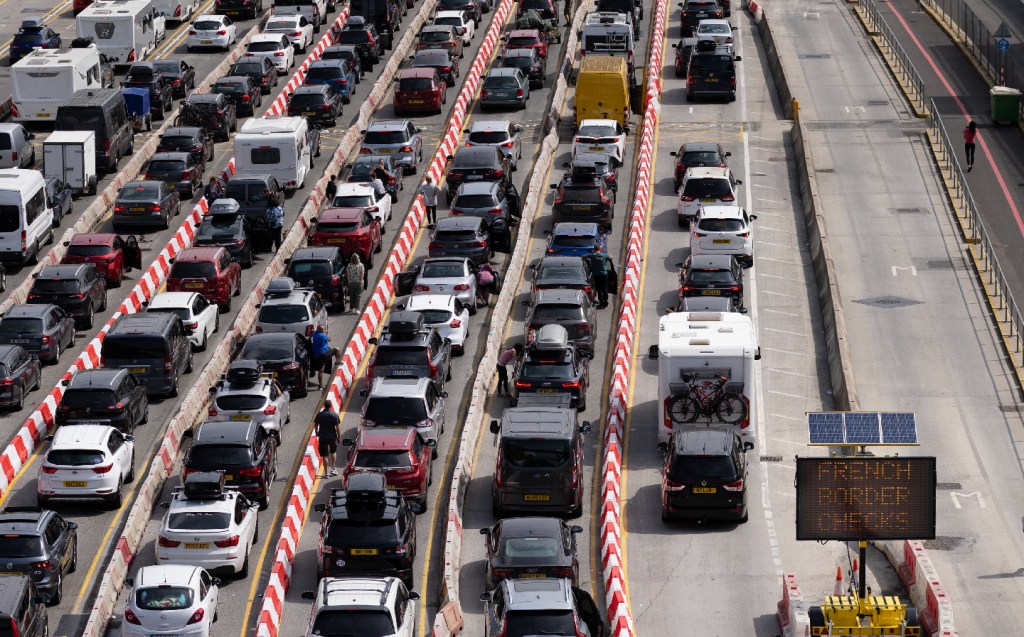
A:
963 120 977 171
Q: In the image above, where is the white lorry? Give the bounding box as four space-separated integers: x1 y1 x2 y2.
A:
43 131 98 197
233 117 316 192
11 46 110 122
76 0 161 66
653 311 760 446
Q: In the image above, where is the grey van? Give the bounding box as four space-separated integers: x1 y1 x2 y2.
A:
489 406 591 517
55 89 134 174
101 313 193 397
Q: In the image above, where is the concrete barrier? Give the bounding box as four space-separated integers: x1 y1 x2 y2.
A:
776 573 811 637
744 0 793 119
875 540 958 637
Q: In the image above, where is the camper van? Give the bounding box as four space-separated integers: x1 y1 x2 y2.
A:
0 170 54 265
76 0 160 65
272 0 328 30
232 117 315 192
11 46 110 122
581 12 635 70
653 311 760 446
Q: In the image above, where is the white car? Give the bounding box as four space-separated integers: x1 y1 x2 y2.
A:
302 577 418 637
676 166 742 227
399 293 470 356
263 14 315 53
433 10 475 45
187 14 237 52
572 118 627 166
695 19 735 45
207 363 291 438
332 182 393 225
146 291 219 351
155 472 260 576
37 425 134 509
256 277 329 338
122 565 219 637
244 34 296 73
689 205 756 266
410 257 477 311
464 119 523 167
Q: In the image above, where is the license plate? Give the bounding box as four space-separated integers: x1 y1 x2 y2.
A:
303 111 316 116
200 40 213 44
326 238 346 244
167 184 176 190
524 494 550 501
692 487 717 494
391 369 414 376
705 78 719 83
408 100 424 104
130 207 146 212
184 542 210 549
185 282 205 289
377 149 393 154
63 481 87 487
572 205 590 211
466 175 482 180
224 474 233 481
538 388 558 393
521 573 545 578
702 289 722 295
129 367 147 374
712 239 731 244
73 421 103 426
493 92 509 97
0 572 18 575
588 146 604 151
151 634 180 637
10 339 29 344
701 197 716 202
36 113 49 118
350 548 378 556
231 414 252 421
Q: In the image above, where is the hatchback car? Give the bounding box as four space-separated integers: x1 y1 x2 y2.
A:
676 254 744 310
207 364 290 440
416 25 463 59
404 257 477 310
498 48 546 88
146 291 220 351
10 18 61 64
144 152 204 198
503 28 548 59
255 277 328 339
427 216 492 266
432 10 474 45
531 256 595 304
550 176 614 229
444 146 512 202
342 428 435 509
287 85 344 127
572 119 627 166
670 142 730 190
344 155 402 201
167 247 242 312
512 324 591 409
212 75 263 116
179 93 238 142
151 59 196 98
526 289 596 353
464 120 523 167
562 152 619 192
320 44 364 77
332 182 393 225
690 205 755 265
366 312 452 392
480 68 530 111
0 304 75 365
122 565 219 637
337 22 383 69
308 207 383 266
157 127 215 165
401 62 452 115
285 247 350 312
0 508 77 606
263 13 315 52
57 368 148 432
183 420 278 507
451 181 520 227
61 233 142 287
187 14 237 52
113 180 181 231
228 57 279 94
545 222 608 257
676 166 741 227
28 264 107 329
481 517 582 589
659 428 751 522
360 121 423 175
300 577 418 637
0 345 40 410
397 293 470 355
215 0 264 19
194 201 255 268
481 578 608 637
38 424 135 508
237 332 311 398
305 59 357 103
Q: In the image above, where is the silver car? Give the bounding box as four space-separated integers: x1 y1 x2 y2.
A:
450 181 514 227
255 277 329 338
207 364 291 438
410 257 478 312
464 120 523 167
480 68 529 111
399 293 471 356
359 120 423 174
359 377 447 451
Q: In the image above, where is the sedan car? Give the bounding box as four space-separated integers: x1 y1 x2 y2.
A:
187 14 238 52
531 256 595 304
151 59 196 98
308 206 383 266
416 25 464 59
572 119 627 166
146 291 220 351
676 254 744 310
10 17 61 64
144 152 204 198
481 517 583 589
237 332 311 398
360 120 423 175
304 59 357 103
464 120 523 167
0 344 41 410
37 424 135 508
228 57 279 94
403 257 477 310
212 75 263 116
157 127 215 166
480 68 529 111
498 47 546 88
398 293 470 355
61 233 141 287
409 49 459 88
433 10 474 45
341 428 435 509
244 34 295 73
0 304 75 365
690 205 755 266
112 180 181 232
263 14 315 52
670 142 731 190
287 85 344 127
27 264 107 329
122 566 219 637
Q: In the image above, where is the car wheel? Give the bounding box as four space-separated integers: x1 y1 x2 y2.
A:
108 479 123 510
197 332 207 352
185 351 193 374
168 377 178 398
51 341 61 365
0 268 6 293
99 292 107 312
48 574 62 606
14 385 24 411
239 549 250 578
83 306 94 330
69 544 77 573
220 298 231 314
214 312 220 333
126 452 135 483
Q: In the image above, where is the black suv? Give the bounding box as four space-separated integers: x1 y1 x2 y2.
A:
0 508 78 606
338 17 384 68
183 420 278 507
348 1 401 49
57 368 149 433
367 312 453 391
676 254 744 310
511 324 591 410
658 428 751 522
313 472 420 585
444 146 513 203
0 304 76 365
679 0 723 30
686 40 738 102
179 93 238 142
286 85 343 127
27 264 107 329
550 175 614 229
215 0 265 20
212 75 263 116
123 63 175 119
195 203 255 268
238 333 311 398
285 247 350 312
228 57 279 94
157 126 215 165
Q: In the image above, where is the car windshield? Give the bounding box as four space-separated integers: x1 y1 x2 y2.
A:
682 150 723 165
421 30 452 42
434 17 461 27
333 195 374 208
307 66 344 80
62 388 116 407
32 279 79 294
214 81 247 93
520 362 574 379
194 20 223 30
469 131 509 144
241 338 293 360
531 304 584 321
288 260 332 276
147 160 186 172
502 57 532 71
160 136 198 150
400 78 434 91
265 19 298 30
552 234 596 248
455 194 498 208
48 449 105 466
502 439 570 468
363 397 427 424
505 611 577 637
311 610 396 637
698 23 730 34
231 62 265 74
421 262 465 278
435 230 478 242
0 318 42 334
668 454 737 482
226 182 267 201
103 337 166 360
216 394 268 411
146 307 191 321
687 269 735 285
501 535 560 559
189 444 252 466
66 243 111 258
354 450 413 469
170 262 216 279
697 217 744 232
538 264 584 280
683 178 732 197
561 187 601 203
0 535 43 558
338 31 369 44
259 304 310 324
197 218 242 239
363 131 408 145
152 61 182 74
247 41 284 52
119 185 160 201
168 511 231 530
578 124 616 138
290 94 327 107
372 347 426 366
484 75 519 88
316 221 359 233
413 309 452 324
325 519 400 545
136 587 194 611
690 54 732 74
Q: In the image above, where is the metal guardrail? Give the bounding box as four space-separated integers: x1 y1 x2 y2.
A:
927 97 1024 363
860 0 928 114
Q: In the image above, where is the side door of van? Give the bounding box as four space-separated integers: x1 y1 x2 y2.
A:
295 131 310 188
25 182 54 262
109 99 134 161
173 319 192 377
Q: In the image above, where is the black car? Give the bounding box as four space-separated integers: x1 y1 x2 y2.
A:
348 2 400 49
481 517 582 589
525 289 597 353
286 85 343 126
157 127 215 165
410 49 459 86
550 175 614 229
178 93 238 142
56 368 148 433
225 174 284 251
0 304 76 365
313 472 420 585
337 19 383 68
686 42 738 102
510 329 591 409
45 178 73 227
228 57 279 95
215 0 265 20
285 247 349 311
439 0 482 24
213 75 263 116
184 420 278 507
427 216 499 266
194 208 255 267
0 345 41 410
366 312 453 391
499 48 545 88
321 44 363 78
0 508 77 606
679 0 723 30
238 332 311 398
151 59 196 98
123 64 175 119
670 142 730 190
27 265 107 329
677 254 744 309
531 256 595 304
112 180 182 232
562 152 618 193
658 428 751 522
444 146 513 202
144 151 205 198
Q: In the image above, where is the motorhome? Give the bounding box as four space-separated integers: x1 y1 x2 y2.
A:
654 311 760 446
233 117 314 191
11 46 109 122
76 0 160 65
581 12 635 70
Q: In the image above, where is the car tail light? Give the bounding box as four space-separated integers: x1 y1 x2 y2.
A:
450 208 464 216
562 381 580 389
664 478 685 492
193 145 203 152
360 147 372 154
158 536 181 547
107 402 125 413
214 535 240 547
291 31 302 37
208 406 218 416
164 355 174 373
41 465 57 474
182 467 197 478
103 139 111 153
190 29 198 35
600 194 610 206
553 195 563 206
264 405 277 415
487 207 503 215
448 171 464 179
41 335 51 345
693 231 707 238
242 94 251 102
428 242 441 250
218 29 228 35
275 51 285 56
31 561 52 571
514 380 531 389
720 194 735 202
737 231 749 238
413 284 431 292
282 361 300 372
10 105 17 118
93 464 113 474
687 77 695 86
114 205 125 213
514 88 523 98
501 140 514 148
255 325 263 333
681 194 696 202
427 358 438 378
331 274 341 286
124 609 142 625
186 608 205 625
453 283 469 291
663 396 674 430
730 286 740 292
150 205 162 212
485 169 503 178
474 240 487 247
723 479 744 492
481 89 488 97
181 171 192 180
400 145 413 152
450 318 461 328
239 466 262 477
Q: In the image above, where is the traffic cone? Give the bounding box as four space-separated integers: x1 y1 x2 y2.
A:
833 565 843 596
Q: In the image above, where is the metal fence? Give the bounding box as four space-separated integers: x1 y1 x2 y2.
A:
927 97 1024 366
859 0 928 114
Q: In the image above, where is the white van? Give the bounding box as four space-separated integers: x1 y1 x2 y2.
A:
76 0 160 65
11 46 109 122
581 12 635 70
233 116 314 191
272 0 328 30
154 0 199 22
653 311 760 446
0 169 55 265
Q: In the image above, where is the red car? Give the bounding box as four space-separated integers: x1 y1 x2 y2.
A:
393 68 447 116
166 247 241 312
308 207 383 267
60 234 143 287
341 428 435 508
503 29 548 59
73 0 94 12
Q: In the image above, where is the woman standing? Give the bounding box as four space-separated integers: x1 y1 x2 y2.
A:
476 263 495 307
963 120 977 171
346 253 366 313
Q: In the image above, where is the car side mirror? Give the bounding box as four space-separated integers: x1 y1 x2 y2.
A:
647 344 659 360
675 262 683 268
479 527 491 535
67 521 78 530
159 501 170 509
368 337 378 345
549 184 557 189
444 337 452 344
489 419 500 434
61 379 70 387
425 439 437 447
125 578 133 587
734 56 742 61
359 389 368 396
409 591 420 600
44 435 53 442
342 438 354 446
514 125 523 132
463 128 470 134
301 591 316 600
657 442 669 452
62 241 70 247
738 306 748 314
314 503 327 512
579 422 591 434
408 501 425 514
570 525 583 534
440 391 449 398
211 578 221 587
624 127 631 134
672 43 678 48
744 441 755 451
479 592 489 602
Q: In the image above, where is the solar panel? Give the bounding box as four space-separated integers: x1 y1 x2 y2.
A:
806 412 918 446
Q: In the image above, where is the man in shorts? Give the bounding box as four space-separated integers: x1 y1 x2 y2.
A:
315 400 341 477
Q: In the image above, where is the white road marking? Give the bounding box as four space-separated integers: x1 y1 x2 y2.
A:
763 346 811 357
768 368 809 378
765 326 807 337
891 265 918 277
769 389 807 399
844 105 866 114
755 198 785 204
950 491 986 509
761 306 801 315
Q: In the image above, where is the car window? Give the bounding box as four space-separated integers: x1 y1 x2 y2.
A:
45 518 62 545
108 433 124 454
234 495 248 524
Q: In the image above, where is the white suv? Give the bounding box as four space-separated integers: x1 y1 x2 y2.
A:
572 119 626 166
244 34 295 73
207 360 291 437
676 166 742 228
122 565 220 637
398 293 470 356
300 577 419 637
333 182 393 226
689 205 756 265
256 277 328 339
37 425 135 509
147 291 220 351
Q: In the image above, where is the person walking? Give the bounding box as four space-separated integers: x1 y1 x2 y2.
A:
266 198 285 252
324 174 338 205
311 325 339 389
315 400 342 477
476 262 495 307
496 343 523 396
563 0 572 26
584 247 613 308
202 177 222 204
346 253 366 312
963 120 977 171
418 175 441 228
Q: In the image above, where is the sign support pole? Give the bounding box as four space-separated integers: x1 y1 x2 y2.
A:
858 540 867 601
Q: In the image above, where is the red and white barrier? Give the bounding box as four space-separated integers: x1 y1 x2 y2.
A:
877 540 958 637
776 573 810 637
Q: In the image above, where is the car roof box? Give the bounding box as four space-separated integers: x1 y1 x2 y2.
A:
386 311 424 339
70 36 96 48
515 393 573 408
183 472 226 499
534 324 569 350
226 359 263 385
265 277 296 298
346 472 387 508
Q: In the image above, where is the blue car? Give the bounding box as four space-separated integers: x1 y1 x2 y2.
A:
545 222 608 257
10 18 61 64
304 59 358 103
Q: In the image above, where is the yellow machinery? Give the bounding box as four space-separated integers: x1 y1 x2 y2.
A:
809 591 920 635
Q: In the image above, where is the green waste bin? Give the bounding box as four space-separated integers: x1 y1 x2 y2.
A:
990 86 1022 125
